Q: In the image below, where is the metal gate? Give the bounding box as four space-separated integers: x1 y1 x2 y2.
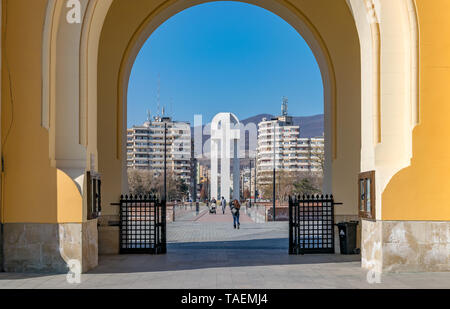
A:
119 195 166 254
289 195 340 254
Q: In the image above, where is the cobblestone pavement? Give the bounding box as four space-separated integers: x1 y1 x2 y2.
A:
0 217 449 289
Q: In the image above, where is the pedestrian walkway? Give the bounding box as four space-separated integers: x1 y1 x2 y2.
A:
0 219 449 289
195 204 253 224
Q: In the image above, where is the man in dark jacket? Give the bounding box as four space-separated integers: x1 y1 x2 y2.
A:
221 197 227 214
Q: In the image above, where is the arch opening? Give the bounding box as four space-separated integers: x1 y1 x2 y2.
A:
125 1 327 206
93 0 362 258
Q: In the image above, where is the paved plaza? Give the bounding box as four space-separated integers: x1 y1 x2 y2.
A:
0 208 449 289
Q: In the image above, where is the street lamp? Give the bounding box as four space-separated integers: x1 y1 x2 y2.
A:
249 159 252 208
206 173 209 202
273 122 276 221
254 158 257 205
163 121 167 202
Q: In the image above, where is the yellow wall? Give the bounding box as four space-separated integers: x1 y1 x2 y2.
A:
1 0 57 223
382 0 450 221
57 170 83 223
1 0 83 224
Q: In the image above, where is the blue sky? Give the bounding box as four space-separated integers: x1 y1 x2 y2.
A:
127 1 323 127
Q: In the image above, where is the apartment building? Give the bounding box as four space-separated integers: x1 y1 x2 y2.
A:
126 116 192 186
256 115 324 186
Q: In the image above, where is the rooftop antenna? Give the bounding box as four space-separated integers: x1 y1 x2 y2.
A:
162 106 165 117
282 97 288 116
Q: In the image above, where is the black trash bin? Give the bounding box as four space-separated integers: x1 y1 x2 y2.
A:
337 221 359 254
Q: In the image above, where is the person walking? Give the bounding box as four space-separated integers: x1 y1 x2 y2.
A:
231 199 241 229
221 197 227 215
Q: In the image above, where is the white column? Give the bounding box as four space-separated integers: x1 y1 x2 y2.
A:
232 139 240 200
221 124 230 201
211 139 218 200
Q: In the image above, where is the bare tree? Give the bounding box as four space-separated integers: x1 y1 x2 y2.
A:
127 169 189 201
243 188 251 200
258 171 323 200
127 169 154 196
258 171 295 202
292 172 322 196
277 171 295 202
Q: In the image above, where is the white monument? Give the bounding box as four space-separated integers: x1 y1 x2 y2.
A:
210 113 240 202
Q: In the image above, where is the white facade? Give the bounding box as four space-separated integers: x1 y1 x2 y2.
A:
256 116 324 185
210 113 240 201
126 117 192 185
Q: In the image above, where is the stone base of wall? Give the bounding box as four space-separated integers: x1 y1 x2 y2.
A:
98 226 119 255
81 220 99 272
267 207 289 221
362 220 450 273
3 220 98 273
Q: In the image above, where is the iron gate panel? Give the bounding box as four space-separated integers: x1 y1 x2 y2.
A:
119 195 166 254
289 195 336 254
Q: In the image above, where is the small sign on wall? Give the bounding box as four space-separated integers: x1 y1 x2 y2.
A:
359 171 375 220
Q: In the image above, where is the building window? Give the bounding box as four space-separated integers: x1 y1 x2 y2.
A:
359 171 375 220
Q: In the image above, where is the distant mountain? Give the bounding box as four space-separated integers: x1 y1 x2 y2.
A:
239 114 324 138
191 114 324 164
192 113 324 139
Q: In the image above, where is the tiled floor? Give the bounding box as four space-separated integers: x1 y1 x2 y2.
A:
0 214 449 289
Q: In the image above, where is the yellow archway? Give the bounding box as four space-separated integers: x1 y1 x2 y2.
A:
2 0 449 274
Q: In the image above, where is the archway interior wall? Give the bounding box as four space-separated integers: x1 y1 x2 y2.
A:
374 0 417 218
45 0 98 224
347 0 419 220
81 0 114 176
382 0 450 221
51 0 88 184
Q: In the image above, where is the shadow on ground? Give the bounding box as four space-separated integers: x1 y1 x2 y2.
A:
168 237 288 250
90 238 361 274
